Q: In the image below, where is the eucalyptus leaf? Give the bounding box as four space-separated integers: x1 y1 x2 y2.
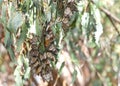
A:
4 31 16 61
14 66 23 86
23 56 29 68
94 9 103 44
58 62 65 75
4 30 11 47
71 69 77 84
46 11 51 22
69 41 79 65
69 12 78 29
1 4 7 25
7 46 16 62
26 0 31 12
36 18 42 36
52 22 62 46
14 66 21 77
16 23 28 52
81 12 89 29
7 12 23 33
77 1 85 13
50 3 57 20
87 40 96 48
70 52 79 65
24 67 30 79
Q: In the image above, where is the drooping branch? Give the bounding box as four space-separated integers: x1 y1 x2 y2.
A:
100 8 120 35
100 8 120 24
91 0 120 35
91 0 120 24
107 14 120 35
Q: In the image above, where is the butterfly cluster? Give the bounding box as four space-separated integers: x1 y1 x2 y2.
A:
28 28 58 82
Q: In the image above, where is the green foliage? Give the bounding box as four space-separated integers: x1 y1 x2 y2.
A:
14 54 30 86
71 69 77 85
16 22 28 52
92 80 102 86
0 0 119 86
58 62 65 75
7 12 23 33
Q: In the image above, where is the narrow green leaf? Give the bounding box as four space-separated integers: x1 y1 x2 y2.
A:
70 52 79 65
1 4 7 25
46 11 51 22
7 46 16 62
4 31 16 61
69 12 78 29
23 56 30 79
4 30 11 47
81 12 89 29
68 41 79 65
16 23 28 52
50 3 57 20
71 69 77 84
26 0 31 12
87 40 96 48
24 67 30 79
58 62 65 75
35 18 42 36
14 66 23 86
7 12 23 33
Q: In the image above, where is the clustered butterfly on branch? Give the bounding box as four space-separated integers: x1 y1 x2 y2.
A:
27 26 58 82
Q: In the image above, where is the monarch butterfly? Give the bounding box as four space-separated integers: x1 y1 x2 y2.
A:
28 27 58 82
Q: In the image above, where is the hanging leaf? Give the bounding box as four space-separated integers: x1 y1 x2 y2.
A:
7 12 23 34
14 65 23 86
1 4 7 25
4 30 16 61
81 12 89 30
50 2 57 20
94 8 103 45
35 18 43 36
16 23 28 52
14 54 30 85
58 62 65 75
24 67 30 79
23 56 30 79
26 0 31 13
69 12 78 29
77 1 85 13
7 46 16 62
43 1 51 22
14 55 23 86
71 69 77 84
69 41 79 65
4 30 11 47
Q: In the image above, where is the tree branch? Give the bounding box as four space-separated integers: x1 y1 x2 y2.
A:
100 8 120 24
91 0 120 24
107 14 120 35
91 0 120 35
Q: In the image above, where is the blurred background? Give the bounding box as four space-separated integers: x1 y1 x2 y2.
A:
0 0 120 86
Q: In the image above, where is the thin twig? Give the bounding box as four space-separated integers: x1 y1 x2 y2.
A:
91 0 120 35
107 15 120 35
91 0 120 24
100 8 120 24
